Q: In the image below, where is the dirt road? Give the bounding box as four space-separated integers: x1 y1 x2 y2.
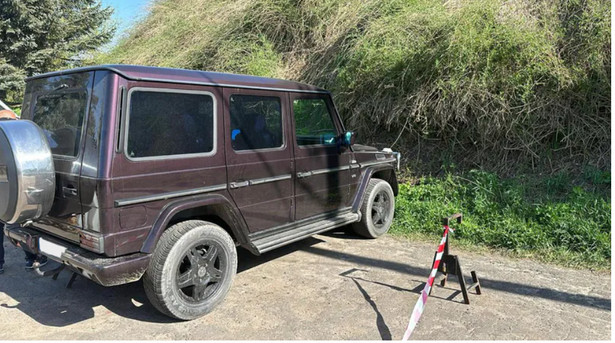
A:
0 229 610 340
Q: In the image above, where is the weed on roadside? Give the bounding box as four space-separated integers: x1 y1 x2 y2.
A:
390 170 611 270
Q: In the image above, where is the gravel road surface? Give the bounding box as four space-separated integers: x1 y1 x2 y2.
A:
0 229 610 340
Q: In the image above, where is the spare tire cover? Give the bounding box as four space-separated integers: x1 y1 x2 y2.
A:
0 120 55 224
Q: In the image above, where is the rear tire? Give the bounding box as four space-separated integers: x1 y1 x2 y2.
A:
352 178 395 238
143 220 237 320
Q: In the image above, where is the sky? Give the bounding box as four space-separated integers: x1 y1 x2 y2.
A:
100 0 152 46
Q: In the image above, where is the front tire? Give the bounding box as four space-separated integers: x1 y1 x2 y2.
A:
352 178 395 238
143 220 237 320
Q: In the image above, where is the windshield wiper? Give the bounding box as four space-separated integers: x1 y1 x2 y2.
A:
39 84 69 98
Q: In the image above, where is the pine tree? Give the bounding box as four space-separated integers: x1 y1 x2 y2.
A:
0 0 115 102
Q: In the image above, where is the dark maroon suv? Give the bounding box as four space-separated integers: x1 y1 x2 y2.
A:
0 65 399 319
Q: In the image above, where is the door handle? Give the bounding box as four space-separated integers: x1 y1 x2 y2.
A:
297 171 312 179
62 186 78 197
229 181 249 189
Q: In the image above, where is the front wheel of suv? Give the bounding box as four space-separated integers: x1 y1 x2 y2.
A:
143 220 237 320
352 178 395 238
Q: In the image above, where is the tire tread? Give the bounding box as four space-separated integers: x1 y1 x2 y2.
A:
143 220 236 320
352 178 394 238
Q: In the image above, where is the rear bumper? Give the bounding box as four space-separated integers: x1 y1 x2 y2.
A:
4 225 150 286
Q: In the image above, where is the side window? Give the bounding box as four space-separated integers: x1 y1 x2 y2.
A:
126 90 215 159
229 95 283 151
293 98 337 146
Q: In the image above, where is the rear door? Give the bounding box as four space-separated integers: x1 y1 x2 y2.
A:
223 88 294 233
112 83 225 255
21 72 94 241
290 94 353 220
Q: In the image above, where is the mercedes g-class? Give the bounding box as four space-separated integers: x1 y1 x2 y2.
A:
0 65 399 320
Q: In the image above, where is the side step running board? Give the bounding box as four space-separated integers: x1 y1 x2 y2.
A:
252 212 360 254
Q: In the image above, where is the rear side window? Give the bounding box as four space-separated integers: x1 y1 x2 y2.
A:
126 89 215 159
229 95 283 151
32 91 88 157
293 98 337 146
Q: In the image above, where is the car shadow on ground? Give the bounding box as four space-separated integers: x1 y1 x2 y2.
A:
319 226 366 240
0 235 326 327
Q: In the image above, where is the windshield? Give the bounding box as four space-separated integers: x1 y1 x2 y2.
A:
32 90 88 157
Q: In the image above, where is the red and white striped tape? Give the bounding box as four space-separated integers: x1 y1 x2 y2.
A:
402 225 454 340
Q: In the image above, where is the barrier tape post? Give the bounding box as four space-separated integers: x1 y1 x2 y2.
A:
402 213 481 340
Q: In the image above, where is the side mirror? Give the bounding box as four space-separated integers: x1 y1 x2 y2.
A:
342 131 356 147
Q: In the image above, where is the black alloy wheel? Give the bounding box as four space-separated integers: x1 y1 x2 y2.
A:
371 190 392 229
176 242 225 302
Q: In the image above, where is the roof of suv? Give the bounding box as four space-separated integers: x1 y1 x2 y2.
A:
26 64 329 94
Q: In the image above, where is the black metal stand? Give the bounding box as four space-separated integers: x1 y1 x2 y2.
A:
428 213 482 304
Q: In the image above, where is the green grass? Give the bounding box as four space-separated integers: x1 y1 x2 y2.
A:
390 170 611 270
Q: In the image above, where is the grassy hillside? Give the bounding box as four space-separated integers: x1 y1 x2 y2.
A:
96 0 611 268
97 0 610 174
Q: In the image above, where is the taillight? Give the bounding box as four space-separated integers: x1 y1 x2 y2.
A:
79 231 104 253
